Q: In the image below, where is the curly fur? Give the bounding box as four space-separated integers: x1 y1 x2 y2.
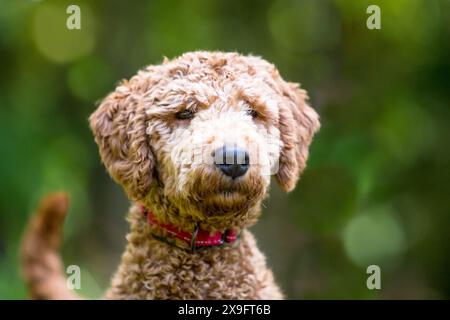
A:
21 51 320 299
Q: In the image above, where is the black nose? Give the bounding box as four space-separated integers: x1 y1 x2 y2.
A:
213 145 250 179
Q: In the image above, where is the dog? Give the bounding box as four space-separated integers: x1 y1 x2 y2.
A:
21 51 320 299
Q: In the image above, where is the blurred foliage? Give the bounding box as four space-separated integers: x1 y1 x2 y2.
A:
0 0 449 299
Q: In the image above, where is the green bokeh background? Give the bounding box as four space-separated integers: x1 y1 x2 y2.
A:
0 0 449 299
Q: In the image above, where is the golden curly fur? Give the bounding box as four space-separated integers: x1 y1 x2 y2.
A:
21 51 320 299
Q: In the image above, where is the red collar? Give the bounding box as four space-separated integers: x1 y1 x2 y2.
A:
139 205 239 252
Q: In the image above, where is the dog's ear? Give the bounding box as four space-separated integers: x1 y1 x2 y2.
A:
276 82 320 192
89 83 154 201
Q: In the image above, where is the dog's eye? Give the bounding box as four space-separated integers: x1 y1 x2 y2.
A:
246 109 259 119
175 109 195 120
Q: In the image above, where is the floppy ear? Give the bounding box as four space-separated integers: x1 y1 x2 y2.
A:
89 83 154 201
276 82 320 192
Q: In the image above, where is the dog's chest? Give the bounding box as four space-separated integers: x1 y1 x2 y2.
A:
105 230 282 299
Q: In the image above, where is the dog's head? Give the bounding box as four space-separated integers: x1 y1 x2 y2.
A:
90 52 319 229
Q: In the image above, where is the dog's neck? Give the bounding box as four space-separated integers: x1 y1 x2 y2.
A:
138 204 241 252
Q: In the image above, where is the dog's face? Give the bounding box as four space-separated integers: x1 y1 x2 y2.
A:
90 52 319 228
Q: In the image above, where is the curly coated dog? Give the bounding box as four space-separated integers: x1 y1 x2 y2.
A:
21 51 320 299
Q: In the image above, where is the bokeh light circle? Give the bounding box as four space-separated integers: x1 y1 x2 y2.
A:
343 207 406 268
32 3 95 63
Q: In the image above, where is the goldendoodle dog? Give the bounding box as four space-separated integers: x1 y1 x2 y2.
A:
21 51 320 299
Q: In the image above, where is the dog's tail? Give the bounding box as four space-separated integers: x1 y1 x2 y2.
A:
20 193 81 300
